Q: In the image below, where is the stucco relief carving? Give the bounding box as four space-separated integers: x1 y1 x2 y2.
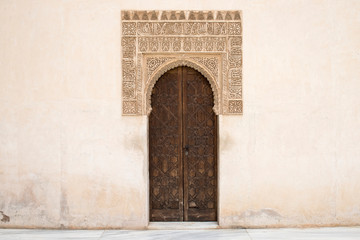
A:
144 57 221 115
121 10 242 115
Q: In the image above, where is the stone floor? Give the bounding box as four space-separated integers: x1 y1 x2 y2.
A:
0 227 360 239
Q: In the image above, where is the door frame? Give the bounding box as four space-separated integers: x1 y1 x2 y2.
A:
146 65 220 224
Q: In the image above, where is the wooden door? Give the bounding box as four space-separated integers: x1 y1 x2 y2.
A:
149 66 217 222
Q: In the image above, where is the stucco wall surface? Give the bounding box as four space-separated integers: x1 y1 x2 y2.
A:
0 0 360 228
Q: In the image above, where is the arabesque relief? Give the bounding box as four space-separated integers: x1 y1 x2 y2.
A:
121 10 242 115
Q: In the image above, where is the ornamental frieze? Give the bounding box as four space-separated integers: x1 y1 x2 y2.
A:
121 10 242 115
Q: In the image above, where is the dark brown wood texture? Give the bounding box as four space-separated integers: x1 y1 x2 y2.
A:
149 67 217 221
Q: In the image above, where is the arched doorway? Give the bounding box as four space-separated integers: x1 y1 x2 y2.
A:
149 66 217 221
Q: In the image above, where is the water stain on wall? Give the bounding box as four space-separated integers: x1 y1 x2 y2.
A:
123 134 145 158
0 211 10 222
220 132 235 152
240 208 283 220
60 189 70 223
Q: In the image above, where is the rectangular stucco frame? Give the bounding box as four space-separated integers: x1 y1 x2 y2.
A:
121 10 243 115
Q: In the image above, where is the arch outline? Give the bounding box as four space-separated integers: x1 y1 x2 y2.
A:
144 59 221 115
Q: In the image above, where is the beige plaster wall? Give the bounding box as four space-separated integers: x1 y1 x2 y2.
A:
0 0 359 228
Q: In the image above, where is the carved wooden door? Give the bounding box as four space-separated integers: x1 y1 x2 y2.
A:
149 66 217 221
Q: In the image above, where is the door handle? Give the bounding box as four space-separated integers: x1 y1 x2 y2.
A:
184 145 189 156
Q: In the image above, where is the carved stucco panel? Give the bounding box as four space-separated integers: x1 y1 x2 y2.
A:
121 10 242 115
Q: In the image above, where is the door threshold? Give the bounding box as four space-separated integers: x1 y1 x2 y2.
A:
148 222 219 230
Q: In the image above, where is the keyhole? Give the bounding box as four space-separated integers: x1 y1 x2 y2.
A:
184 145 189 156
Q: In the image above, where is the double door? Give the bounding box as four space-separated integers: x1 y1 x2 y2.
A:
149 66 217 221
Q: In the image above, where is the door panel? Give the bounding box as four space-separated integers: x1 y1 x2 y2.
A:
149 67 217 222
149 68 183 221
183 68 217 221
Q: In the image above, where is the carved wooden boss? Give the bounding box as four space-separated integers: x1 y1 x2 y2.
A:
121 10 242 115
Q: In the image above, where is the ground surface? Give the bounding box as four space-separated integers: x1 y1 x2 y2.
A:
0 227 360 239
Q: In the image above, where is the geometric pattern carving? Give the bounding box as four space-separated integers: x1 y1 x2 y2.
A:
183 67 217 220
149 68 182 219
121 10 243 115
